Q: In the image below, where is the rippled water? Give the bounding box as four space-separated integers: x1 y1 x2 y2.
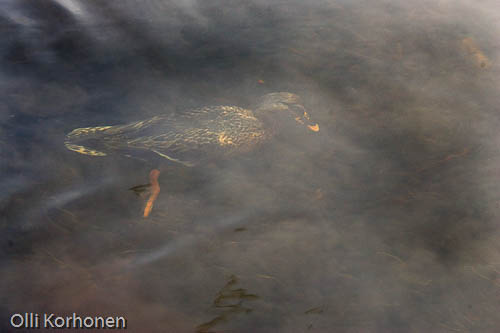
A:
2 1 500 332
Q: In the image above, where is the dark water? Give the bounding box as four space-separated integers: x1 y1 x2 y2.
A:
2 0 500 332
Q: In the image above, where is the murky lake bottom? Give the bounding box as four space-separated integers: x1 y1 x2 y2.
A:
2 1 500 332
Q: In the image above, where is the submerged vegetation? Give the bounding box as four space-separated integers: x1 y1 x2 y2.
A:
196 275 259 333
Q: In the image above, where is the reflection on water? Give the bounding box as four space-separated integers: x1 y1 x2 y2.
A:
2 0 500 332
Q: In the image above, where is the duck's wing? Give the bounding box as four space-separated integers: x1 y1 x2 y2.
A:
65 116 169 157
80 116 189 165
122 106 265 165
122 127 218 166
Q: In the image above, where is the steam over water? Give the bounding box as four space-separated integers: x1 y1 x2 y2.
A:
2 1 500 332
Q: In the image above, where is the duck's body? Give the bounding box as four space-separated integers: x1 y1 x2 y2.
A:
66 105 269 167
65 92 319 217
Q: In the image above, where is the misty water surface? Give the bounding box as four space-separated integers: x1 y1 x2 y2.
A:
2 0 500 332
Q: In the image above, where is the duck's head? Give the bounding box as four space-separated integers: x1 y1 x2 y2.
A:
254 92 319 134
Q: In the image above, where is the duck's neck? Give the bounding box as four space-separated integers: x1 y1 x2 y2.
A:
254 109 278 137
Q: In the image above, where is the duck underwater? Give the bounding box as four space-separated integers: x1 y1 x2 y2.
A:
64 92 320 217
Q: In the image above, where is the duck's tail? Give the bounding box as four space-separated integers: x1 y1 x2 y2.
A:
64 125 114 156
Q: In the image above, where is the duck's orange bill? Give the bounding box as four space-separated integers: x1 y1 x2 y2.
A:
308 124 320 132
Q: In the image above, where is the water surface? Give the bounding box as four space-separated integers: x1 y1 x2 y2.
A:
2 1 500 332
